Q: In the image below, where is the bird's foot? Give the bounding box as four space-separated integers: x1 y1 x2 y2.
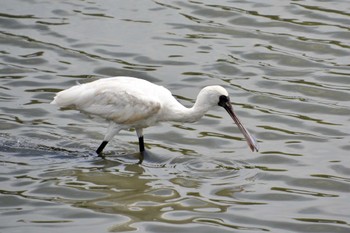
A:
138 150 150 164
97 152 106 159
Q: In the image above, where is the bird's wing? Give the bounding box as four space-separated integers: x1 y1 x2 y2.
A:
53 81 161 125
80 87 161 124
51 77 167 125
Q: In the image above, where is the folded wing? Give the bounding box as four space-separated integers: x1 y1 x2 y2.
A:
51 79 161 125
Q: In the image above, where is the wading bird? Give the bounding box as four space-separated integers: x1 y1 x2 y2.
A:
51 77 258 160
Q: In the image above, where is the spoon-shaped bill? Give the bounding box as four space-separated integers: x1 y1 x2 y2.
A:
223 103 259 152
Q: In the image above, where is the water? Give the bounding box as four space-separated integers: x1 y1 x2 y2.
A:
1 0 350 232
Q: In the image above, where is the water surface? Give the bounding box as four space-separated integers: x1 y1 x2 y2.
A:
1 0 350 232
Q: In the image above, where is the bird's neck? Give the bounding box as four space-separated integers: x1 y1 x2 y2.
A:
162 98 212 123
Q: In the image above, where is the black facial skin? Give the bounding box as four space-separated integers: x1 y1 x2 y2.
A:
218 95 230 107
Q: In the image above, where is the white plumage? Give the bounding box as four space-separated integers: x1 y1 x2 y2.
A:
51 76 258 158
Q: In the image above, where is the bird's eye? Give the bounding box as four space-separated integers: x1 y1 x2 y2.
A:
218 95 230 106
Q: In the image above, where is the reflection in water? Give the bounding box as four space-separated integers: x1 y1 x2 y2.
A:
1 0 350 232
70 157 259 231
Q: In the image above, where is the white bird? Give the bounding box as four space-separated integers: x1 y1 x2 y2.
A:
51 76 258 159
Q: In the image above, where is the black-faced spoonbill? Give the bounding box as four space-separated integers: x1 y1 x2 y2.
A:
51 77 258 160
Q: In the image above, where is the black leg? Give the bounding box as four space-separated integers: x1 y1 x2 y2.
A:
138 136 145 152
96 140 108 156
138 136 146 164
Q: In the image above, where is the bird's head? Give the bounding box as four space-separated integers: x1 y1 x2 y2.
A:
198 85 229 107
200 85 259 152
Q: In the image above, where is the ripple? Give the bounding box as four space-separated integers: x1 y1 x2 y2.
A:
168 156 256 182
